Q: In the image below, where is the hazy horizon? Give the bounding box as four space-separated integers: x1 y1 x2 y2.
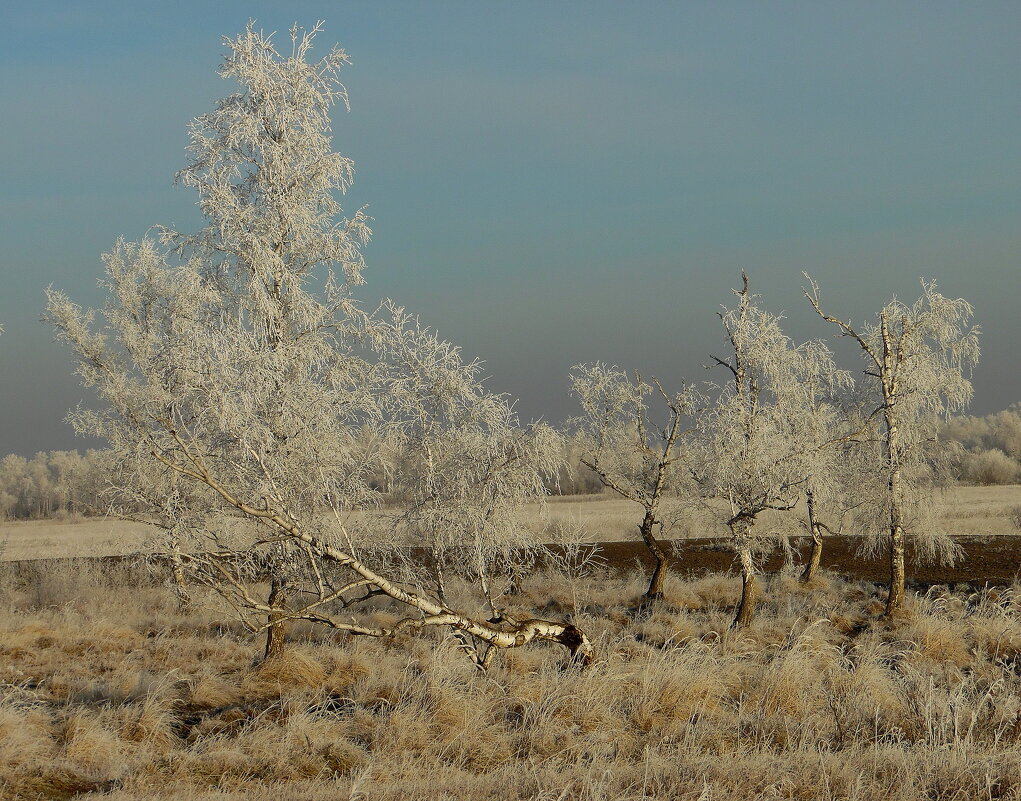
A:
2 2 1019 457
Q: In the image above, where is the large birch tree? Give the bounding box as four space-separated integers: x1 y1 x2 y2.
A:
46 23 591 668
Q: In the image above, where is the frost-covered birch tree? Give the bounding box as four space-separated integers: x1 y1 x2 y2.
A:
691 275 841 626
792 343 866 584
805 276 980 615
375 305 571 664
569 363 695 600
46 22 591 668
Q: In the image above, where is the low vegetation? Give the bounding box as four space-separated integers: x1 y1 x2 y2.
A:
4 559 1021 800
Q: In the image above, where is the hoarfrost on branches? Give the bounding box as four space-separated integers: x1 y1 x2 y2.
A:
568 363 696 600
691 274 846 625
805 275 980 614
46 22 591 668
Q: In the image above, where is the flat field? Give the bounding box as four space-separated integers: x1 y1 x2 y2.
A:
2 485 1019 562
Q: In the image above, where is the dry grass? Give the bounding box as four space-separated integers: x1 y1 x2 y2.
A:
5 485 1020 563
3 559 1021 799
0 518 151 561
939 484 1021 535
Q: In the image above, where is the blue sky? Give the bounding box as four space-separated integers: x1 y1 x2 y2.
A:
1 2 1019 455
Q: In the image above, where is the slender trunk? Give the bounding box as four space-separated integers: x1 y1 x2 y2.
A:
802 527 823 584
881 318 906 617
169 537 191 609
733 544 757 627
505 561 523 596
885 419 907 615
639 510 668 600
264 573 288 659
887 520 906 614
432 558 448 605
801 488 823 584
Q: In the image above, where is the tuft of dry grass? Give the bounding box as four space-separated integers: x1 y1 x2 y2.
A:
245 650 329 697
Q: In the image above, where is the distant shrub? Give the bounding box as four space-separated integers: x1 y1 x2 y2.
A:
944 404 1021 485
958 448 1021 485
545 461 605 496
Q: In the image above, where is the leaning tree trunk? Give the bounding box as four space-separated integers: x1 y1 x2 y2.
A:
730 519 757 627
264 573 289 659
167 466 595 668
639 511 669 600
801 488 823 584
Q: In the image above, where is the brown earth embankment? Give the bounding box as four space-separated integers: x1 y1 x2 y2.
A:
3 535 1019 590
595 535 1021 589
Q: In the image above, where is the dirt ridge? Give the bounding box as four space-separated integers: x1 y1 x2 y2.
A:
4 535 1020 589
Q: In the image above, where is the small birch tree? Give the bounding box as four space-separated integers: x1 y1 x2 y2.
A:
568 363 695 600
805 276 980 615
46 23 591 668
793 343 866 584
691 275 841 626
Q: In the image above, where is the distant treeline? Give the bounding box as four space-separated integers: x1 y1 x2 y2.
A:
944 403 1021 485
0 450 113 521
2 405 1018 521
